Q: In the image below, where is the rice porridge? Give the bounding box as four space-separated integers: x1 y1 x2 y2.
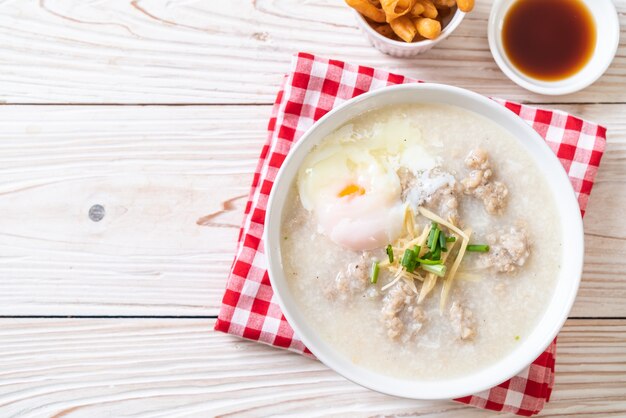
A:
280 104 561 379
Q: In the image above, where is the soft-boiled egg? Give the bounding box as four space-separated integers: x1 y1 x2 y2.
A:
298 145 404 251
297 115 437 251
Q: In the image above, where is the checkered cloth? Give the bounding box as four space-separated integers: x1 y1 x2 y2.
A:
215 53 607 416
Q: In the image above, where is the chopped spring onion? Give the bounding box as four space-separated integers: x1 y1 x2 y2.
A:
370 261 380 284
423 247 441 261
430 227 441 252
401 248 413 266
467 244 490 252
386 244 394 263
413 245 421 256
446 236 456 243
401 248 418 273
439 232 447 252
426 227 436 248
416 258 443 265
419 236 459 303
422 264 447 277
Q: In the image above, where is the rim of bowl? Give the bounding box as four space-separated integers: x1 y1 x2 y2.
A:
487 0 620 95
354 8 466 49
264 83 584 400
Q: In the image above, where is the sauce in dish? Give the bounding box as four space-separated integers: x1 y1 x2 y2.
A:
502 0 596 81
280 104 562 379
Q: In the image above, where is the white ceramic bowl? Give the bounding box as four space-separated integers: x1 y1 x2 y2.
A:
264 83 584 400
353 9 465 57
488 0 620 95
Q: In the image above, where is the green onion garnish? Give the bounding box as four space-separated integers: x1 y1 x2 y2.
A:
371 261 380 284
386 245 394 263
407 251 418 272
446 236 456 243
401 249 413 267
413 245 421 256
431 247 441 261
426 228 436 248
430 228 441 252
422 264 447 277
416 258 443 265
401 248 418 273
467 244 490 252
439 232 447 252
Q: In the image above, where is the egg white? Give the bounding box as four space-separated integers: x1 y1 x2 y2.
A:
296 115 436 251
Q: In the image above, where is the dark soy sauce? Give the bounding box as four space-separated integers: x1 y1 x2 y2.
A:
502 0 596 81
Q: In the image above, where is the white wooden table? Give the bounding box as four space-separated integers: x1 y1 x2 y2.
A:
0 1 625 416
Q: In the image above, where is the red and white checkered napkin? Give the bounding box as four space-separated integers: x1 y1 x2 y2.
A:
215 53 607 416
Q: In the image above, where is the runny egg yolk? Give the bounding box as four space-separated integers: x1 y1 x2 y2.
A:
338 184 365 198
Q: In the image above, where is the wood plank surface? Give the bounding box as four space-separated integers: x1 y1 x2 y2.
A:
0 0 624 105
1 0 625 416
0 318 623 417
0 104 624 317
0 105 267 316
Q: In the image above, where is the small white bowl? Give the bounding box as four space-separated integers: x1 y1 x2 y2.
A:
488 0 620 95
265 83 584 400
353 9 466 57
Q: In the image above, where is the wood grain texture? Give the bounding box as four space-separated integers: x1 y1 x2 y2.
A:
0 318 623 417
0 104 624 317
0 0 624 105
0 105 267 316
1 1 624 416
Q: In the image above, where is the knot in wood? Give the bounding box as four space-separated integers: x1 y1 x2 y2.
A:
89 204 105 222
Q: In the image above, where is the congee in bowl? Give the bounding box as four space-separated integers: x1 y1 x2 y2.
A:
265 84 583 398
